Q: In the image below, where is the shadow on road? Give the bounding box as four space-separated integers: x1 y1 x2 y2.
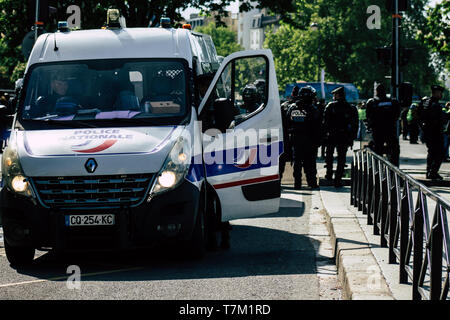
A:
9 223 325 283
258 197 305 218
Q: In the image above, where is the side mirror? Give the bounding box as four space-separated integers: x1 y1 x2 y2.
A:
15 78 23 92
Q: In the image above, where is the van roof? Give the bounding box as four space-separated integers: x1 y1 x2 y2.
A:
26 28 193 72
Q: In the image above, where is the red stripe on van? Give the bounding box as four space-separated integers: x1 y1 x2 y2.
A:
213 174 280 190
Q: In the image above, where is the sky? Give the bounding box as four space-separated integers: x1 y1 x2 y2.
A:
181 0 239 20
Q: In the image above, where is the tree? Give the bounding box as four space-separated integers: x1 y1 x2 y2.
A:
419 1 449 71
264 0 439 98
195 22 243 57
0 0 243 88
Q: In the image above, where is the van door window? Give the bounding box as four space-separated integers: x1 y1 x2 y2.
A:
200 56 268 132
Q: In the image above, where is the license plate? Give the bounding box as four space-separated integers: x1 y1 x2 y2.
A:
65 214 115 227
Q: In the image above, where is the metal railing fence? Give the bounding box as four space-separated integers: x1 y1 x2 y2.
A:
351 148 450 300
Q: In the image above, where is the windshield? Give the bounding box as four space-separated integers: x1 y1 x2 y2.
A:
19 59 190 127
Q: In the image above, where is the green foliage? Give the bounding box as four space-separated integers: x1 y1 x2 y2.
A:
419 1 449 71
11 62 26 84
264 0 440 98
0 0 237 89
0 0 445 99
195 22 243 57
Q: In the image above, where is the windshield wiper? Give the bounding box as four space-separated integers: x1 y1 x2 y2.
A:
24 118 99 128
93 117 161 125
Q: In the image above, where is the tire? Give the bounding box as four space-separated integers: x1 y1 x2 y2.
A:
185 192 207 259
205 194 220 251
4 241 35 267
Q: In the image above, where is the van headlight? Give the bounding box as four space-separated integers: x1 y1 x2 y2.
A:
2 146 34 197
148 137 192 198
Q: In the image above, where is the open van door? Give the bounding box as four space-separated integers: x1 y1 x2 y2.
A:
198 49 282 221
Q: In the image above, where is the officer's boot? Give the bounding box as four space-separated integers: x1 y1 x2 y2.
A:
307 175 319 189
334 179 343 188
429 167 443 180
294 178 302 190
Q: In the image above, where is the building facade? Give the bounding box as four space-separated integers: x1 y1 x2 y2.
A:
187 11 239 32
237 2 280 50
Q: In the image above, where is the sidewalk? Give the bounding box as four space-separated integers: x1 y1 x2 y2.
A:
313 138 450 299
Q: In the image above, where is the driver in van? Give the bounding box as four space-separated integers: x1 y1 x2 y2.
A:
51 74 69 97
31 73 76 118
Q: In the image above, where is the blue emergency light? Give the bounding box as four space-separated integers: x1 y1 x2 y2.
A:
57 21 70 32
160 17 171 28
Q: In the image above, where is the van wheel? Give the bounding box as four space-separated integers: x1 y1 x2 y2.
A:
185 193 206 259
4 241 35 267
205 194 219 251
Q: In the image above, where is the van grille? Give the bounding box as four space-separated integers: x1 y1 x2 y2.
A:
32 174 154 208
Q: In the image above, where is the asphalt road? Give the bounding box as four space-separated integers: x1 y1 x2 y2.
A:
0 180 340 300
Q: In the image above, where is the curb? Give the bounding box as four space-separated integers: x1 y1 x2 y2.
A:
318 186 394 300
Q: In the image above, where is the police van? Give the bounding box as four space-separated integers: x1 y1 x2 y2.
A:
0 12 282 265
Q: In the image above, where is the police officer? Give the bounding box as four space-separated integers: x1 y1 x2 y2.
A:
241 84 260 113
357 101 367 140
407 102 420 144
365 83 401 166
323 87 358 188
279 86 299 180
253 79 266 105
288 86 322 189
418 85 447 180
315 97 327 159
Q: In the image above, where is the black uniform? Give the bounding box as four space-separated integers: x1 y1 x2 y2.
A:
279 86 300 180
316 98 326 159
280 99 293 179
418 95 446 179
365 96 401 166
400 106 409 140
288 89 322 188
323 91 358 186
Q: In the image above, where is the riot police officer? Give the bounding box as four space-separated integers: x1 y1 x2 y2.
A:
323 87 358 188
241 84 260 113
279 86 299 180
287 86 322 189
365 83 401 166
253 79 266 105
418 85 447 180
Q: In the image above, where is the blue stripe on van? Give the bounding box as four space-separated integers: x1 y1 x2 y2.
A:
185 141 283 183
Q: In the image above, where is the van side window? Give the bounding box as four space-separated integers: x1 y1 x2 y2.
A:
200 56 268 133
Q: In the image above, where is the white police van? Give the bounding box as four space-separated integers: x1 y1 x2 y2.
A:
0 14 283 265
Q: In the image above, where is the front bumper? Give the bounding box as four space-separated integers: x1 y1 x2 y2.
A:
0 180 200 251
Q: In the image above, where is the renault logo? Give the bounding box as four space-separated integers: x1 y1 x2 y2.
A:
85 158 98 173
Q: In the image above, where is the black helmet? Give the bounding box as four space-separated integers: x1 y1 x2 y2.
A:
253 79 266 91
299 85 316 100
375 83 386 98
242 84 259 103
